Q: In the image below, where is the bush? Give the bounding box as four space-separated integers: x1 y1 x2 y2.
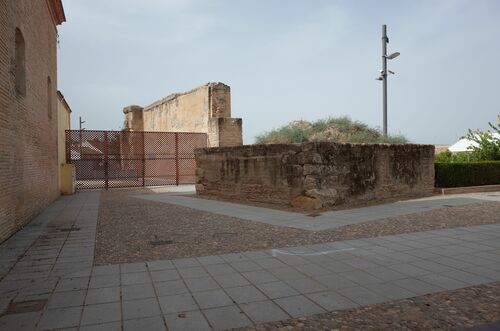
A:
435 161 500 187
255 116 409 144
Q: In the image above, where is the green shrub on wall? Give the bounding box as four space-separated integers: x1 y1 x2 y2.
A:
435 162 500 187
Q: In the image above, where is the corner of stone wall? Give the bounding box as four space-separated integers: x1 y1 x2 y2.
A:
122 105 144 131
208 83 231 118
207 117 243 147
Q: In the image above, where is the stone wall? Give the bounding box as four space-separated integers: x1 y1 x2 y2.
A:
0 0 65 242
122 82 243 147
195 142 435 209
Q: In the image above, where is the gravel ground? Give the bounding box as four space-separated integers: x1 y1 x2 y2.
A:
95 189 500 265
237 281 500 331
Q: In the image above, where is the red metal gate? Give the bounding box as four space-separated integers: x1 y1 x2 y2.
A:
65 130 207 190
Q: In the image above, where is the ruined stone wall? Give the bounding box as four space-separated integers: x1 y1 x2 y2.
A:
0 0 63 242
122 83 242 147
195 143 435 209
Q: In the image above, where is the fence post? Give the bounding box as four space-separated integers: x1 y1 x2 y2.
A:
104 131 108 190
175 133 179 185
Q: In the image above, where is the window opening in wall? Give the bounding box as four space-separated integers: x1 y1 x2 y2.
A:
14 28 26 96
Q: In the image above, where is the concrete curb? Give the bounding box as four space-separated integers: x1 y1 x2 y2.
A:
435 184 500 195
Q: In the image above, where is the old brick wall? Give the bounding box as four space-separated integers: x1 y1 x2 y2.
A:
195 143 435 208
0 0 61 242
122 83 243 147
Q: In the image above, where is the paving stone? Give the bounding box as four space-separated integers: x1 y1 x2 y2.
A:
122 297 162 320
0 311 40 331
268 267 306 280
364 266 408 281
388 263 433 277
151 269 180 282
80 322 121 331
230 260 263 272
205 264 236 276
418 274 470 290
242 270 280 284
85 287 120 305
122 272 151 285
89 275 120 289
307 291 360 311
314 273 358 290
121 262 148 273
81 302 121 325
147 260 175 271
220 253 248 263
338 270 384 285
275 295 326 317
92 265 120 276
213 272 250 288
254 258 287 269
124 315 166 331
55 277 89 292
336 286 388 305
293 263 332 277
256 281 300 299
47 290 86 309
240 300 290 324
393 278 446 295
159 293 198 314
184 276 220 292
154 280 189 297
203 305 253 330
38 306 82 330
364 282 418 300
196 255 225 266
192 289 233 309
177 267 209 279
225 285 267 303
172 258 200 268
122 283 156 301
165 310 211 331
285 277 328 294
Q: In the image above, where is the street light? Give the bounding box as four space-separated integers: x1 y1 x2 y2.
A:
376 25 400 136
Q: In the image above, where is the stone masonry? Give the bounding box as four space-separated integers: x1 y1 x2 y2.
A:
0 0 65 243
195 142 435 209
123 82 243 147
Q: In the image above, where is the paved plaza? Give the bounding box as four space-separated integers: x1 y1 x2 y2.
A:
1 191 500 330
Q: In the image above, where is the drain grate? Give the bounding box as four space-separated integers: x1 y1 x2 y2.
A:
306 213 322 217
149 240 174 246
6 299 47 314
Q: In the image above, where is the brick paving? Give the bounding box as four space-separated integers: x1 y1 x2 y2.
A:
1 190 500 330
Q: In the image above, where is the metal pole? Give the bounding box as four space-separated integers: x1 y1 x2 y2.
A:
382 25 388 136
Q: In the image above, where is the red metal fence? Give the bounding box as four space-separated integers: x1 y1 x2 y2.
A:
66 130 207 190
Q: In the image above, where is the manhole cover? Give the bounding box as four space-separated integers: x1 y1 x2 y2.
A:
306 213 322 217
59 227 80 232
6 300 47 314
149 240 174 246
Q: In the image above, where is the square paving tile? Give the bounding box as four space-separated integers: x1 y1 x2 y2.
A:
293 263 332 277
89 275 120 289
230 261 263 272
121 262 148 274
122 283 156 301
392 278 445 295
80 321 121 331
159 293 198 314
285 277 328 294
151 269 181 282
274 295 325 317
165 310 211 331
178 267 209 279
55 277 89 292
256 281 299 299
0 312 41 331
205 264 236 276
123 315 166 331
122 272 151 286
47 290 86 309
268 267 306 280
92 265 120 276
306 291 359 311
314 274 358 290
154 280 189 297
172 258 200 268
203 305 253 330
242 270 279 284
338 270 383 285
147 260 175 271
225 285 267 304
122 297 162 320
336 286 387 305
184 276 220 292
38 306 83 330
197 255 225 266
192 289 233 309
364 282 417 300
85 287 120 305
240 300 289 324
213 273 250 288
81 302 121 325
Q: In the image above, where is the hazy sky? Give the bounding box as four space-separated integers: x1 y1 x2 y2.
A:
58 0 500 144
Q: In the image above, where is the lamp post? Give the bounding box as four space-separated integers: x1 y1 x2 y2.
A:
376 25 400 136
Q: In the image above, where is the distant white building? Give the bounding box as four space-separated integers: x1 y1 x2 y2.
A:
448 133 500 153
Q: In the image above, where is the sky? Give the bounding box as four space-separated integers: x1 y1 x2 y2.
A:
58 0 500 145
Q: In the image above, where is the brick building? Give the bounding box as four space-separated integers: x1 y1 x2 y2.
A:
0 0 66 242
